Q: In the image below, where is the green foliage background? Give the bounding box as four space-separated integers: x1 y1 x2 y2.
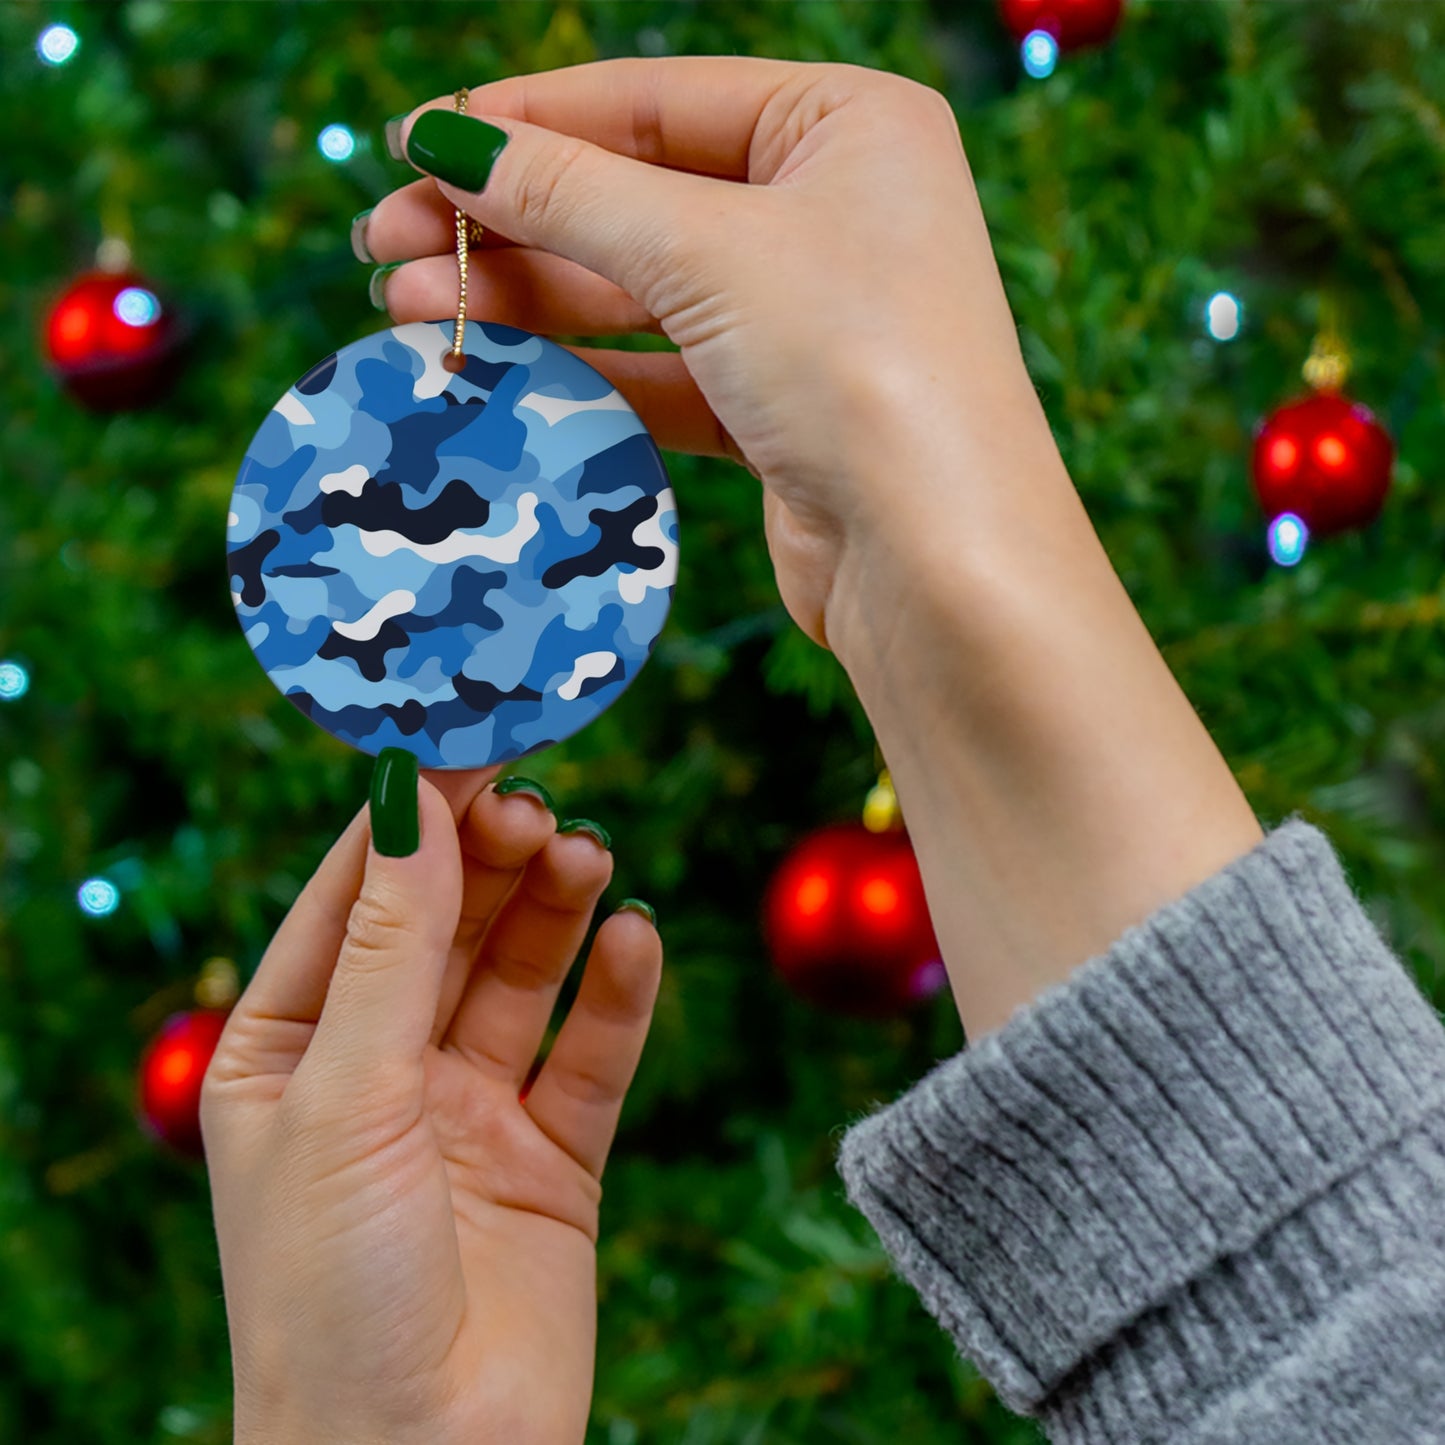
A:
2 1 1443 1441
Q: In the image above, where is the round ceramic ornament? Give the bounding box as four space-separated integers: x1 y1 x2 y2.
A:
227 317 678 768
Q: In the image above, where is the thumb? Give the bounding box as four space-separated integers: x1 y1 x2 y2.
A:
398 106 742 318
304 750 463 1089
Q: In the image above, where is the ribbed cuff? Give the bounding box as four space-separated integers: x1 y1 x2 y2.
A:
835 816 1445 1436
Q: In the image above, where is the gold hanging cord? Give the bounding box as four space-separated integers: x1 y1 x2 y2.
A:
443 88 487 373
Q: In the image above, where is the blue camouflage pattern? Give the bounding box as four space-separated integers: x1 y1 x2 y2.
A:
227 320 677 768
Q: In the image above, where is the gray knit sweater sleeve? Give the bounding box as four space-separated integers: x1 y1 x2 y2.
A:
834 816 1445 1443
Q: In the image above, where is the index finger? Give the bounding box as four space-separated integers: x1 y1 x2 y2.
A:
405 54 812 183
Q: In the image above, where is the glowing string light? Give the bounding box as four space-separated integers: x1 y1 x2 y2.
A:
38 24 79 66
1268 512 1309 568
1205 291 1242 341
114 287 161 327
318 124 356 162
78 877 121 917
1022 30 1059 79
0 661 29 701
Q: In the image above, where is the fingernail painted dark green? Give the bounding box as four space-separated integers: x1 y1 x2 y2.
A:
405 110 510 192
494 776 555 812
369 262 403 311
384 114 408 162
558 818 611 850
370 748 419 857
617 898 656 925
350 208 375 264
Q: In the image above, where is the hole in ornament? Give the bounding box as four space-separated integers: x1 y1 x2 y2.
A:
442 352 467 374
1316 434 1347 469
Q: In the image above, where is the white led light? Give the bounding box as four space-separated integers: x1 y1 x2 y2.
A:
0 660 29 700
318 124 356 162
1267 512 1308 567
78 877 121 917
1022 30 1059 80
38 24 79 66
114 287 161 327
1205 291 1243 342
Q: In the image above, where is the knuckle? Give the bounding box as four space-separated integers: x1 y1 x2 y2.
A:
381 260 419 313
552 1057 619 1110
513 134 590 231
817 60 883 92
341 892 409 968
487 940 560 992
274 1076 326 1141
629 76 667 167
893 74 959 130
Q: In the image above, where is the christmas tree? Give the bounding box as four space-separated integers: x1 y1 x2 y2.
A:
2 3 1443 1441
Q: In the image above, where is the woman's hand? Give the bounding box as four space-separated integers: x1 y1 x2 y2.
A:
363 58 1263 1042
201 764 661 1445
362 56 1058 660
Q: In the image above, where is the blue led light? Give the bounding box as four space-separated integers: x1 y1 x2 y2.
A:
114 287 161 328
1268 512 1309 567
1022 30 1059 79
1205 291 1242 342
38 24 79 66
0 661 28 701
318 124 356 162
78 877 121 917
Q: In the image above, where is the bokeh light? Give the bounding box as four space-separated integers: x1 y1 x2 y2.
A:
909 958 948 1001
318 124 356 162
1022 30 1059 79
1267 435 1299 475
114 287 161 328
37 24 79 66
0 661 29 701
859 876 901 918
77 877 121 917
794 872 831 918
1205 291 1242 341
1268 512 1309 567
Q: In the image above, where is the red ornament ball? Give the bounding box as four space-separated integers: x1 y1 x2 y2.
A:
137 1008 230 1158
998 0 1124 49
763 822 946 1018
44 269 182 410
1251 392 1394 538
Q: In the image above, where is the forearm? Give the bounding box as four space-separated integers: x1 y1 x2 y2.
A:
827 384 1263 1040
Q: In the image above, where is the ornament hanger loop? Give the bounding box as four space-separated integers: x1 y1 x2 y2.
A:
1303 293 1350 393
443 87 486 374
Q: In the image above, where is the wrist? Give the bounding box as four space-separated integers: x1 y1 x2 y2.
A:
824 412 1262 1039
824 379 1079 683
